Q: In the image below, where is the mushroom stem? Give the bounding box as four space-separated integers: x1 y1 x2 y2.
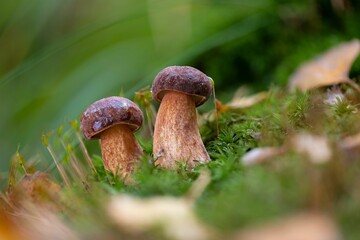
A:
153 91 210 168
100 125 143 177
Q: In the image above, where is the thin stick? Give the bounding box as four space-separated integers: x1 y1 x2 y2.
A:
209 77 219 137
7 155 18 194
0 192 15 209
75 132 97 174
46 144 70 187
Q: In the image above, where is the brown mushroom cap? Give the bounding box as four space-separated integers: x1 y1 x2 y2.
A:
151 66 213 107
80 96 143 140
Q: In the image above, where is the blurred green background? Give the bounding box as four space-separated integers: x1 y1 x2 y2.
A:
0 0 359 170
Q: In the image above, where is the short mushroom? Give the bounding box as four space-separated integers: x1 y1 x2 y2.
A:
80 96 143 178
152 66 212 168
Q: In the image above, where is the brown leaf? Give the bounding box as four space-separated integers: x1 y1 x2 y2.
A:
289 39 360 91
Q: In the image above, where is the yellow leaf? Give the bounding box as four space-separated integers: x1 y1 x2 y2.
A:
289 39 360 91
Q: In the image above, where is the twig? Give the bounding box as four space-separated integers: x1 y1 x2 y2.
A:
75 132 97 174
210 78 219 137
45 143 70 187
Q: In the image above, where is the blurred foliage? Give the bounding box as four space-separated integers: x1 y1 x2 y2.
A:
0 0 360 171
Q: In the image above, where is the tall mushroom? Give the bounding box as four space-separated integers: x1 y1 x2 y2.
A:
152 66 212 169
80 96 143 178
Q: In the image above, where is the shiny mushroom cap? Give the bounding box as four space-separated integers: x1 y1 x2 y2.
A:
151 66 213 107
80 96 143 140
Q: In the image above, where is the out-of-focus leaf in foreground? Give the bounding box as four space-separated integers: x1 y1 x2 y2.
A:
233 212 341 240
107 171 214 240
241 147 285 166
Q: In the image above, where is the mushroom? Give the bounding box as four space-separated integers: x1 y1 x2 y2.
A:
152 66 213 169
80 96 143 178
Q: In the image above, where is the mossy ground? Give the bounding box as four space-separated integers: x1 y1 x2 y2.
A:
3 85 360 239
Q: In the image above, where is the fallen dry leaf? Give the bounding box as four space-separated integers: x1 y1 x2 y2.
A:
241 147 286 166
216 87 267 113
8 171 61 211
226 92 267 110
233 212 341 240
291 133 332 164
199 89 267 125
107 171 216 240
108 195 211 240
341 132 360 149
107 171 214 240
339 132 360 160
289 39 360 91
242 133 332 166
